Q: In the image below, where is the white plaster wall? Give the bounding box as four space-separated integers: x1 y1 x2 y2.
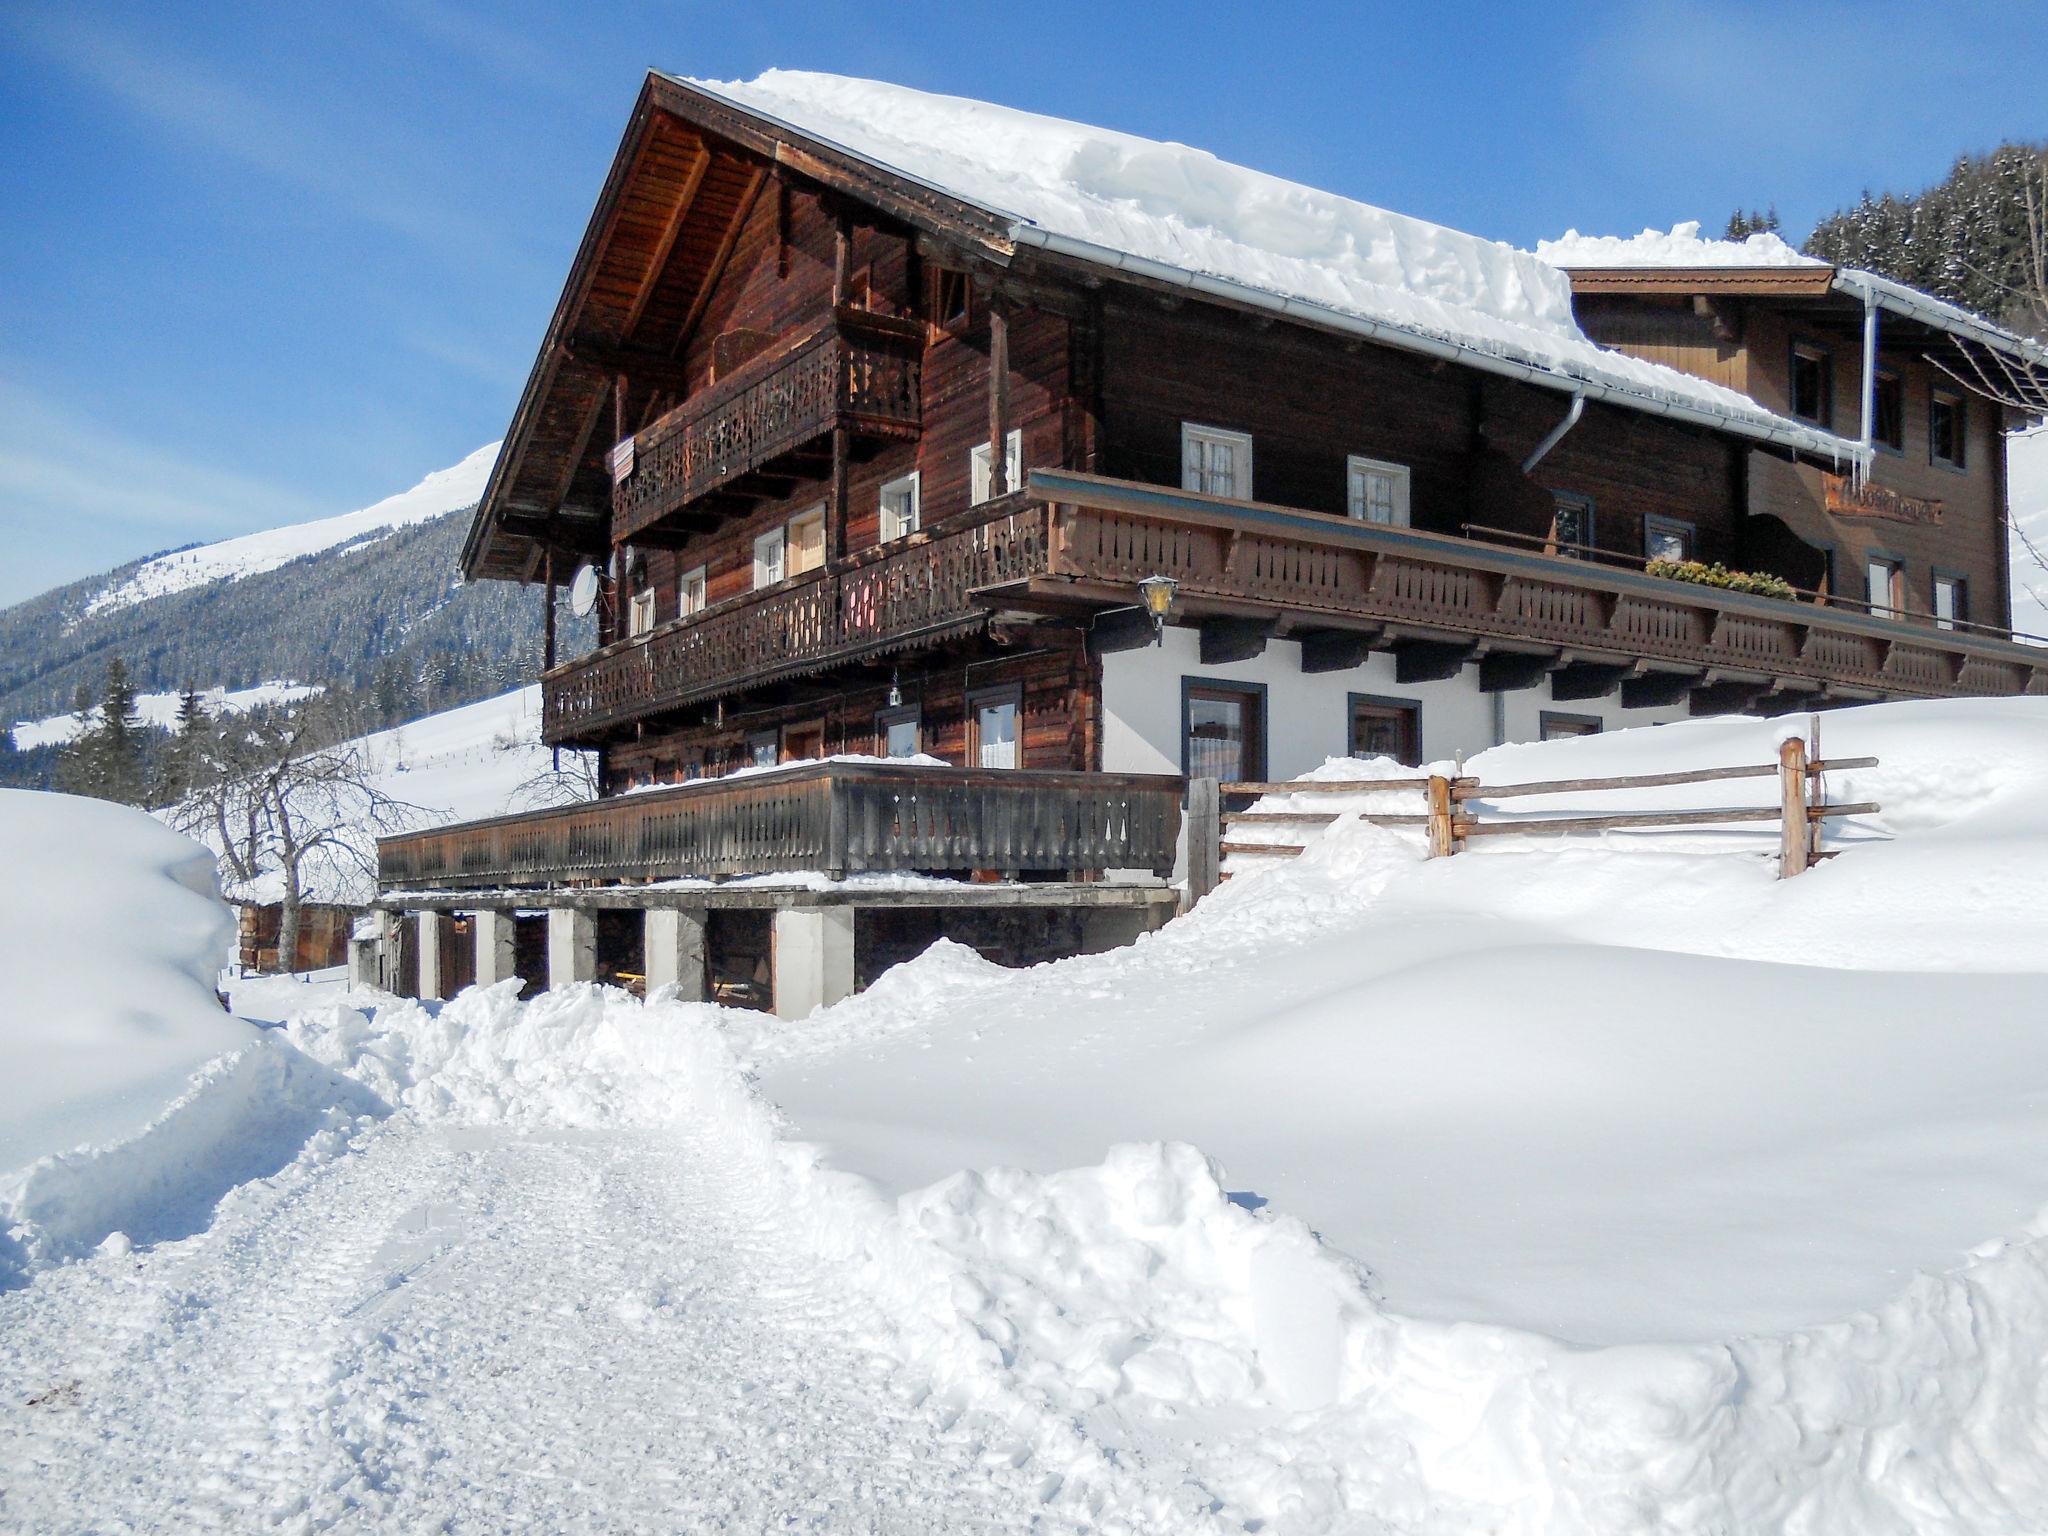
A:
1101 626 1690 777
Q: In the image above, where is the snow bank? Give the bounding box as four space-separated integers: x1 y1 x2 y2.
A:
84 442 499 617
0 792 248 1175
1536 218 1823 269
687 73 1852 458
0 792 378 1283
10 680 324 751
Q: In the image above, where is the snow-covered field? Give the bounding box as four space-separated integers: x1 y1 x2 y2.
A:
81 442 499 617
7 697 2048 1532
9 680 324 751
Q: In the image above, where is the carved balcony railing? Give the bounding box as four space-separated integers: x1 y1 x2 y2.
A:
377 761 1184 890
611 307 922 543
543 498 1050 745
1025 469 2048 704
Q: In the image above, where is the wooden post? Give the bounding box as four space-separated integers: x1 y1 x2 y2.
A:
542 548 557 671
987 297 1010 498
1779 733 1810 878
832 211 853 305
1186 778 1220 908
1426 774 1456 859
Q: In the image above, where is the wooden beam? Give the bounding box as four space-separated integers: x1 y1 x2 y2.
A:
1298 629 1377 673
1688 679 1772 715
672 164 767 358
1549 661 1630 701
621 146 711 337
1619 669 1702 709
1478 651 1555 693
1087 607 1156 656
1199 616 1274 665
1394 640 1475 683
987 297 1011 497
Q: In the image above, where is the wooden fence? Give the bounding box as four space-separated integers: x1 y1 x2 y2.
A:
1186 716 1878 903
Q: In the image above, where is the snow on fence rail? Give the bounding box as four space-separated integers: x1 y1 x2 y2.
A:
1186 716 1878 902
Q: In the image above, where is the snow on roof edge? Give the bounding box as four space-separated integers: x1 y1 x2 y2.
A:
668 73 1866 470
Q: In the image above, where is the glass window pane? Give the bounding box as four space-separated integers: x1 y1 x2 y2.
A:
1186 694 1247 780
884 716 919 757
976 701 1017 769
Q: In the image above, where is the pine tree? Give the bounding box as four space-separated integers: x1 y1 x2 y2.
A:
1725 206 1781 240
161 685 211 804
98 658 147 806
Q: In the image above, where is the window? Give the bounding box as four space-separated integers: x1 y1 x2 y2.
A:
1551 494 1595 559
1866 556 1902 619
746 730 779 767
782 720 825 761
1181 423 1253 499
1930 388 1966 468
1791 342 1833 427
878 473 920 542
752 526 785 589
971 430 1023 505
1873 369 1904 452
1933 574 1967 631
679 564 707 619
627 586 656 637
930 267 971 329
787 505 826 576
1346 456 1411 527
1348 695 1420 766
1182 680 1266 782
1540 712 1602 741
877 705 921 759
1643 514 1695 564
969 686 1020 769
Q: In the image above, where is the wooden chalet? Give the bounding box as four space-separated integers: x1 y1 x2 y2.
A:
371 70 2048 1015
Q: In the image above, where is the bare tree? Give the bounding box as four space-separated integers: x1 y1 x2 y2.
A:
173 697 424 973
506 746 599 812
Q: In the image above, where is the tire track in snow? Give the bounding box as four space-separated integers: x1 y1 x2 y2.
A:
0 1114 1097 1532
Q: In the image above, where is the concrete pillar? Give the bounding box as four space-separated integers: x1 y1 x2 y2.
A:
547 907 596 989
474 909 518 987
772 906 855 1019
347 910 391 991
415 910 445 1001
644 907 707 1000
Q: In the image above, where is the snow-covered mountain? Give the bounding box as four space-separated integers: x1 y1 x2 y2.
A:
83 443 501 617
0 445 587 780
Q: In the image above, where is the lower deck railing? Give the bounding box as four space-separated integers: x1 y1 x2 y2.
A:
378 761 1184 891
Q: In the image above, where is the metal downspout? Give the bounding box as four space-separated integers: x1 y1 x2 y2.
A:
1521 390 1586 474
1857 283 1878 487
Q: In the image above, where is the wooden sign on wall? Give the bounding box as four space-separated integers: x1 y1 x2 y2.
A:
1823 474 1942 524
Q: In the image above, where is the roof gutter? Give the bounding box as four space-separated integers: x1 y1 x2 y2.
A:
1011 224 1868 471
1832 268 2048 374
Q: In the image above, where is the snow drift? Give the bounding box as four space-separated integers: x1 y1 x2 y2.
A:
12 697 2048 1531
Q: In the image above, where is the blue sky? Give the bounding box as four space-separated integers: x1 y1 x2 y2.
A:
2 0 2043 606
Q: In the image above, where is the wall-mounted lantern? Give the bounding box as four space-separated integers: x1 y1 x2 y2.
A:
1137 575 1179 645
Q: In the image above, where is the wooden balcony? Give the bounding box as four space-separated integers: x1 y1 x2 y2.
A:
611 307 922 544
376 761 1184 891
543 496 1048 744
1019 469 2048 707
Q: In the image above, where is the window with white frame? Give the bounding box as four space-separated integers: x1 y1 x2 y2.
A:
787 505 826 576
1866 556 1902 619
1643 514 1695 564
752 526 786 589
878 473 920 542
971 430 1023 504
1181 423 1253 499
1345 455 1411 526
1933 574 1966 630
627 587 656 637
679 564 707 618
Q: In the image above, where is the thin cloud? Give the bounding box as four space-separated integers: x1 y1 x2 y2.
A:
8 7 504 260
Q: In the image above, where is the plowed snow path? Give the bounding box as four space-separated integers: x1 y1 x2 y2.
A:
0 1116 1071 1532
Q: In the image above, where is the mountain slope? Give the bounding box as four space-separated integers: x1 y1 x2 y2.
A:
0 448 589 770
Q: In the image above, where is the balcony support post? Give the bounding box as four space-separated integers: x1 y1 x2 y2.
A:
987 297 1011 498
415 910 447 1001
547 907 597 990
772 906 855 1019
645 908 707 1001
473 909 518 988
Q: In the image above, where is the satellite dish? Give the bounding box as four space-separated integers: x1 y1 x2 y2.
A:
568 564 600 618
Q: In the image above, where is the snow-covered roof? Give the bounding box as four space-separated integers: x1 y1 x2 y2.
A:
1539 222 2048 375
1536 221 1823 270
678 73 1864 467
